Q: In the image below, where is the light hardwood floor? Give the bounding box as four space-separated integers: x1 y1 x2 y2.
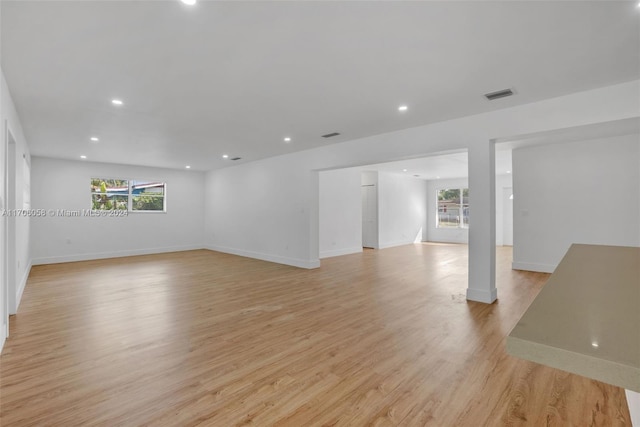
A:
0 244 631 426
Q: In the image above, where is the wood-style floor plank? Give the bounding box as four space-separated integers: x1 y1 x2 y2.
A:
0 244 631 426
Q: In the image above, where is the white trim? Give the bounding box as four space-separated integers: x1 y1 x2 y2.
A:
15 259 31 312
32 245 203 265
512 261 556 273
0 326 5 354
206 244 320 269
378 240 420 250
319 247 363 259
466 287 498 304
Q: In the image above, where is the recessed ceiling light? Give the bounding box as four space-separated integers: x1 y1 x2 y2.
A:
591 342 599 348
402 169 408 172
80 155 87 159
284 137 291 142
111 99 123 106
181 0 197 5
222 154 229 159
90 137 99 142
185 165 191 169
398 105 408 112
506 170 511 174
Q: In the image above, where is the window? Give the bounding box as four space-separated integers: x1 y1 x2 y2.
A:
91 178 166 212
131 181 165 211
437 188 468 228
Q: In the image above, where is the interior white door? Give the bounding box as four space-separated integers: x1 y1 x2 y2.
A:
503 187 513 246
362 185 378 248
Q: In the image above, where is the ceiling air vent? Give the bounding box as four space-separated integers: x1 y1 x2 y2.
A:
322 132 341 138
230 157 242 161
484 88 514 101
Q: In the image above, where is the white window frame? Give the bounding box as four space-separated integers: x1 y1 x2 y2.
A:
436 187 469 229
90 178 167 213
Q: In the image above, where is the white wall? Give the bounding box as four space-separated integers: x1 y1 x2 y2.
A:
377 172 426 249
426 174 512 245
512 133 640 272
494 174 513 247
319 168 362 258
31 157 205 264
1 71 32 324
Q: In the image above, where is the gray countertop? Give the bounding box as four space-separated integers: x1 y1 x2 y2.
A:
507 244 640 392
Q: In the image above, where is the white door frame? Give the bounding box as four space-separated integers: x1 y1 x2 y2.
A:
5 124 17 319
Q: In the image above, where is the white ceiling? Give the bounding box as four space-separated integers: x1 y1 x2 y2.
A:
2 1 639 171
358 150 511 181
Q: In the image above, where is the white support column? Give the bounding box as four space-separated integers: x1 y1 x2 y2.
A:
467 140 497 303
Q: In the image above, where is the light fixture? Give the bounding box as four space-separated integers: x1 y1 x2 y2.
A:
402 169 408 172
222 154 229 159
398 105 408 112
185 165 191 169
90 137 99 142
111 99 123 106
506 170 511 174
284 137 291 143
591 342 599 348
80 155 87 159
181 0 197 5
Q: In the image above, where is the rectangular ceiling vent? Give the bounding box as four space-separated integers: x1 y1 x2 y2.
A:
484 88 514 101
322 132 341 138
230 157 242 161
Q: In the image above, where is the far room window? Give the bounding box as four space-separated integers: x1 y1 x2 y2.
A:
91 178 166 212
437 188 469 228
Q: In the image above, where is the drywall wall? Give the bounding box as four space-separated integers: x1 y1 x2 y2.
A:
319 168 362 258
31 157 205 264
1 71 32 321
377 172 426 249
204 80 639 302
426 174 512 244
319 169 427 255
512 133 640 272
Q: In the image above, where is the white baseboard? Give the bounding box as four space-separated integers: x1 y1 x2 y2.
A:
0 324 6 354
466 287 498 304
205 244 320 269
32 245 204 266
378 239 417 250
16 259 32 312
512 261 556 273
426 237 469 245
319 247 362 259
